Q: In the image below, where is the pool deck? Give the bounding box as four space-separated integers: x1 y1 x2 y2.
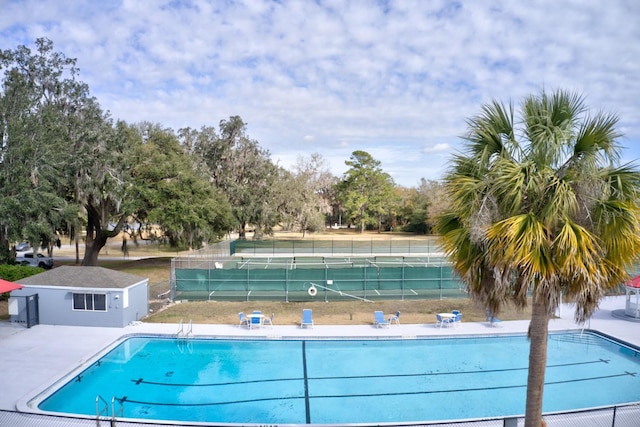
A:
0 295 638 414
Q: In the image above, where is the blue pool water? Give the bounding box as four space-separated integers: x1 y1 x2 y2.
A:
37 332 640 425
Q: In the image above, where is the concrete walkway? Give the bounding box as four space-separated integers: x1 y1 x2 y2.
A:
1 295 638 416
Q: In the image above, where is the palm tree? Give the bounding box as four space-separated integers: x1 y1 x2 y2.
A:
435 89 640 427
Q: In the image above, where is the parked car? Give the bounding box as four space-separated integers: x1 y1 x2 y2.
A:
15 242 30 251
16 252 54 269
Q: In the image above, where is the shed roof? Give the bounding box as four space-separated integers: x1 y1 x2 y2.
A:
16 266 147 289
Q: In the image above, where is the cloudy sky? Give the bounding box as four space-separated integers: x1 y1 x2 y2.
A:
2 0 639 187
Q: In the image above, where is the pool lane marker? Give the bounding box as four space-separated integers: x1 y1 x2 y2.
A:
119 358 634 410
115 371 638 408
128 358 612 388
132 376 302 387
308 371 638 400
302 340 311 424
119 395 303 407
307 358 612 381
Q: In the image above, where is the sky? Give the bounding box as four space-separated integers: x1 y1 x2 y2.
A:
1 0 639 187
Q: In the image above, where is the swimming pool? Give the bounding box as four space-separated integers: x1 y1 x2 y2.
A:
34 332 640 425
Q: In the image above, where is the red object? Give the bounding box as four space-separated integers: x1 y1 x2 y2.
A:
0 278 23 293
626 275 640 288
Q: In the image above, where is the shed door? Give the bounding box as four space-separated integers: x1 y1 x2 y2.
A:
26 294 39 328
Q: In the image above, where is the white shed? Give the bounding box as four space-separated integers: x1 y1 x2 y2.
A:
10 266 148 328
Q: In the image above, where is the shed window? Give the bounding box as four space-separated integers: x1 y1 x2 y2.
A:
73 293 107 311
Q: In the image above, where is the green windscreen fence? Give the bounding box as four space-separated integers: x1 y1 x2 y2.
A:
172 256 464 301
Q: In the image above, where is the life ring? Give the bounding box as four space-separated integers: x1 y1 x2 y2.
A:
308 286 318 297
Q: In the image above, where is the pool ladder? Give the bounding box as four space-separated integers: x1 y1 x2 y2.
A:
177 319 194 353
95 395 123 426
176 318 193 339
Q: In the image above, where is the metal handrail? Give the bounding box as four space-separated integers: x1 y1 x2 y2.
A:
185 319 193 338
176 318 184 338
112 396 124 423
95 394 109 426
157 289 171 298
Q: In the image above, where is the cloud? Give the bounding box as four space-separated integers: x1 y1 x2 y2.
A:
423 143 452 154
1 0 639 187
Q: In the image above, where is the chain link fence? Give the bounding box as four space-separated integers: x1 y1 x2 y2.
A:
229 237 443 256
3 402 639 426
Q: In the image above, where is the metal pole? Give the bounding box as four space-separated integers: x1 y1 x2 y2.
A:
285 261 289 303
439 264 443 300
324 268 329 302
401 257 405 301
26 296 31 328
611 405 617 427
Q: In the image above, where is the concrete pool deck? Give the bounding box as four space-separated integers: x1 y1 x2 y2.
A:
0 295 638 420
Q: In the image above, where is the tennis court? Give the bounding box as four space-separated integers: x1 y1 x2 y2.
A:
172 255 463 302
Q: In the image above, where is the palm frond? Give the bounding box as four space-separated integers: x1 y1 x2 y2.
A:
486 214 553 278
553 219 601 277
522 90 585 169
595 200 640 266
539 175 578 226
488 158 529 216
574 111 622 164
463 99 517 163
599 164 640 200
435 212 487 289
549 90 587 127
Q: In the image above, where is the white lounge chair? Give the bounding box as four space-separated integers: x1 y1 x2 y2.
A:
486 310 503 327
263 313 274 328
452 310 462 328
389 311 401 325
436 313 454 328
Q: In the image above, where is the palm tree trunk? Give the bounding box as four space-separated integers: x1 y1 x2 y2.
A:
524 293 550 427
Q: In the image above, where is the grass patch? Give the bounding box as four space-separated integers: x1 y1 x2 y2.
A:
146 297 533 326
